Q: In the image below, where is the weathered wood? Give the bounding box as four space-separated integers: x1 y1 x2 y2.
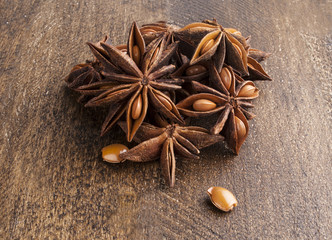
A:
1 0 331 239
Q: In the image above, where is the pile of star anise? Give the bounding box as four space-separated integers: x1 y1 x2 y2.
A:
65 19 271 187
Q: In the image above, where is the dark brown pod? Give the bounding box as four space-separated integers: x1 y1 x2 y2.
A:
128 22 145 67
190 30 223 65
171 62 209 82
235 81 259 99
177 93 227 117
127 86 148 142
245 57 272 81
174 22 218 47
222 108 249 154
118 122 223 187
248 48 271 63
224 32 249 76
65 63 102 89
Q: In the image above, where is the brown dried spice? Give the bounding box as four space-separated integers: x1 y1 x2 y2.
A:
65 19 272 187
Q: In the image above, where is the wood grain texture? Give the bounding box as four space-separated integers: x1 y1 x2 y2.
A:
1 0 331 239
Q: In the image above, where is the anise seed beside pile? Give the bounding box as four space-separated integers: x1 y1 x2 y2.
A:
65 19 271 187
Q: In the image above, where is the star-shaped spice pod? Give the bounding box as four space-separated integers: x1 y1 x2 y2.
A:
176 65 259 154
174 19 249 76
201 19 272 81
118 121 223 187
64 19 272 187
139 21 179 45
174 19 273 82
74 22 184 141
65 36 113 89
65 62 102 89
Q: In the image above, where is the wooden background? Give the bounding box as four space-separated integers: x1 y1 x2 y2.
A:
1 0 331 239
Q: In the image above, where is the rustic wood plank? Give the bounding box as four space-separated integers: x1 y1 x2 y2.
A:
1 0 331 239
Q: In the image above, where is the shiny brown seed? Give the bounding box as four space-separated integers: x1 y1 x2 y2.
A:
207 187 238 212
193 99 217 112
235 116 246 140
219 67 232 90
102 144 129 163
238 84 257 97
185 64 207 76
200 39 215 55
233 43 242 58
131 94 142 119
132 45 141 66
156 93 173 111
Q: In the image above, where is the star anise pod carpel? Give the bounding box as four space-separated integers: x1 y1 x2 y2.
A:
75 22 184 141
245 54 272 81
176 65 259 154
248 48 271 63
117 121 223 187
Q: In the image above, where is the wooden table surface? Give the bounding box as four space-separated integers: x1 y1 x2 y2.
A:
1 0 331 239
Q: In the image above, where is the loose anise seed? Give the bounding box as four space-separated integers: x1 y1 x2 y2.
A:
200 39 215 55
219 67 232 90
238 85 256 97
232 43 242 58
185 64 207 76
235 116 246 140
156 93 173 110
207 186 238 212
132 45 141 66
102 144 129 163
131 94 143 119
193 99 217 112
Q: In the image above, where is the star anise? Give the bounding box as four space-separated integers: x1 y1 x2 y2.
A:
174 19 249 76
65 19 272 187
117 121 223 187
65 61 102 89
65 36 113 89
174 19 273 82
176 65 259 154
139 21 179 45
75 22 184 141
204 21 272 81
